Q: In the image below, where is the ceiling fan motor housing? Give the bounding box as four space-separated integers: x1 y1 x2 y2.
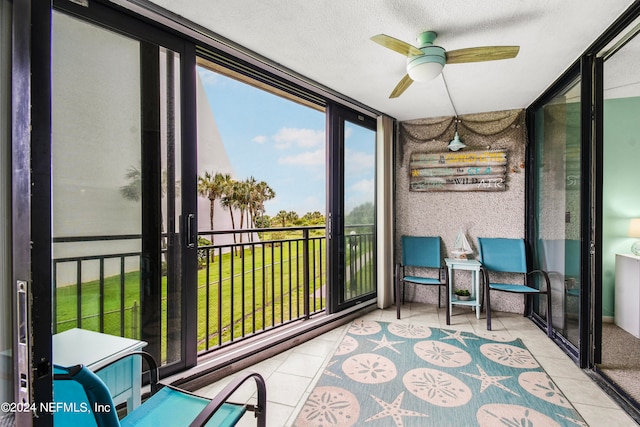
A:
406 45 446 81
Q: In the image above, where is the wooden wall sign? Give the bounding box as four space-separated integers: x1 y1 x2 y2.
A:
409 150 508 192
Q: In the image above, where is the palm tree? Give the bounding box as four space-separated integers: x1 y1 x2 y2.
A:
197 171 230 244
274 210 288 227
119 165 180 261
234 180 251 246
220 177 239 253
246 177 275 241
286 210 299 226
119 166 142 202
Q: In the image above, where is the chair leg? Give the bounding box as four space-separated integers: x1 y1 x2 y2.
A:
395 275 401 320
445 283 450 325
437 286 442 308
546 290 553 338
486 286 492 331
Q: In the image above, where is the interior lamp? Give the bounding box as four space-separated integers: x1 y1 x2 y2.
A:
629 218 640 256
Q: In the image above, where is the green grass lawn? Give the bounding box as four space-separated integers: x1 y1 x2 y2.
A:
55 240 327 358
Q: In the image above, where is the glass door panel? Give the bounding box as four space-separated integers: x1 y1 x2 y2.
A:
51 11 184 367
328 105 377 312
599 30 640 402
343 121 376 302
532 78 582 347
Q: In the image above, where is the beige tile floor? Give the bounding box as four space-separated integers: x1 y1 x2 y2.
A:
196 304 638 426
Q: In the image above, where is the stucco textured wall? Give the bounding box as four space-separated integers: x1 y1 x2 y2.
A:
396 109 528 314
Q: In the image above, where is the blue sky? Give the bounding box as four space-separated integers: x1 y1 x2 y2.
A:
197 67 375 217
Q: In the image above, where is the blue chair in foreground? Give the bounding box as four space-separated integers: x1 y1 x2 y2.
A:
478 237 552 337
396 236 449 324
53 351 266 427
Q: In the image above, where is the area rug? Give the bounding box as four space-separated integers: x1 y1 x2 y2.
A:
293 320 586 427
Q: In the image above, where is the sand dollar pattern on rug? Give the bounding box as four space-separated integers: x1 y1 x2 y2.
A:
387 323 432 339
348 319 382 335
335 335 359 356
414 340 473 367
294 386 360 427
403 367 473 407
480 343 540 369
294 321 585 427
476 403 562 427
518 371 572 408
342 353 398 384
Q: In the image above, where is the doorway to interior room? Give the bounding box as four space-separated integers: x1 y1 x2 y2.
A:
597 25 640 407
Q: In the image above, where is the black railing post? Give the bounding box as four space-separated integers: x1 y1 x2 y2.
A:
76 261 82 329
205 248 211 350
303 228 310 320
99 258 105 332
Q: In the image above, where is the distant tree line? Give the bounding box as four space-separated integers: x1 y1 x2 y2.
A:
197 171 374 238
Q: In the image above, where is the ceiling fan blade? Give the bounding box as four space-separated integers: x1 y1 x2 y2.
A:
371 34 423 57
445 46 520 64
389 74 414 98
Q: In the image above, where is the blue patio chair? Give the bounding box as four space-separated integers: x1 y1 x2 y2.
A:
478 237 553 337
53 351 266 427
396 236 449 324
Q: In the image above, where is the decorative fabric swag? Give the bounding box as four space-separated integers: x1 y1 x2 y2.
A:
398 109 527 163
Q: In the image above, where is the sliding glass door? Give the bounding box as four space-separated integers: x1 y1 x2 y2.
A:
328 105 377 311
530 75 583 351
50 3 196 372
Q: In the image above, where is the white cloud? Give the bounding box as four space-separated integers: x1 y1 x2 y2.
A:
278 149 325 166
345 148 375 174
344 127 353 140
350 179 374 193
273 127 324 149
252 135 268 144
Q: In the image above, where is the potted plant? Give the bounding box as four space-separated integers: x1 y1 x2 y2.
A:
454 289 471 301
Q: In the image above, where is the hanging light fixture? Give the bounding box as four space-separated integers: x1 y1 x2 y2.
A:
448 118 467 151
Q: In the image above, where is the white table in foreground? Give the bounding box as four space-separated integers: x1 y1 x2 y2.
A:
445 258 482 320
53 328 147 412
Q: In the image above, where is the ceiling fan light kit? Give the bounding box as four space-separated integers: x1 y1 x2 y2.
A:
407 31 445 82
407 47 445 81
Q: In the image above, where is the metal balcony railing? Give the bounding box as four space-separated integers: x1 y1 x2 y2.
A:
52 226 329 356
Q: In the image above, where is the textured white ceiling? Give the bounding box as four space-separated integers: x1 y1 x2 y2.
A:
151 0 635 120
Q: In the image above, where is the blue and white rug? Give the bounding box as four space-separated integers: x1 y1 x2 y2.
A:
293 320 586 427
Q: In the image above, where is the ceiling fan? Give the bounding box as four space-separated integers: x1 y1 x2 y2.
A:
371 31 519 98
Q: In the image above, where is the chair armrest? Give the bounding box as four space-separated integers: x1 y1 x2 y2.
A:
526 269 551 292
188 371 267 427
479 267 490 287
93 350 161 395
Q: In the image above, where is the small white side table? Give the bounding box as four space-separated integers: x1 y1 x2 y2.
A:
445 258 482 320
53 328 147 412
615 253 640 338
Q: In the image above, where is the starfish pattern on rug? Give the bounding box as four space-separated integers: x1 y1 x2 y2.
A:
368 334 405 354
365 392 429 427
323 359 342 379
295 322 587 427
461 364 520 396
441 329 479 346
